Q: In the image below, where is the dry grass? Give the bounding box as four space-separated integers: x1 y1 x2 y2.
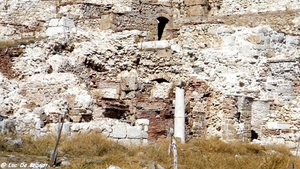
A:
0 133 300 169
0 37 44 48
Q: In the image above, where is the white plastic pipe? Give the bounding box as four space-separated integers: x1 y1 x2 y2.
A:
174 87 185 143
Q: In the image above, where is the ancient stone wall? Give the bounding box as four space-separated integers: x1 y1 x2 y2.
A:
1 0 300 148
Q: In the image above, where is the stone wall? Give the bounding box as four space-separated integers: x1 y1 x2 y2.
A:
1 0 300 148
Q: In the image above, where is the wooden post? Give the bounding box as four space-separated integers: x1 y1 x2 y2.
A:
51 112 66 166
168 128 178 169
296 137 300 157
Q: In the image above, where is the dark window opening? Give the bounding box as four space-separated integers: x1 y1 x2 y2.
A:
201 92 211 98
103 108 126 119
251 130 258 141
151 78 169 83
234 112 241 122
81 114 93 122
157 17 169 40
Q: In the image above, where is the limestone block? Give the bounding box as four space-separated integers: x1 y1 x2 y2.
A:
273 137 285 145
151 82 172 99
131 139 142 145
285 141 296 149
138 40 170 50
118 70 139 91
0 121 4 133
118 139 131 145
65 86 94 109
102 130 110 137
171 44 182 53
91 88 119 100
136 119 150 126
142 131 148 139
185 0 206 6
142 139 149 145
112 4 131 13
246 35 262 44
80 123 90 130
89 122 101 130
127 126 142 139
59 17 75 28
140 0 158 3
99 15 113 30
222 36 236 47
22 116 34 124
71 123 80 132
251 100 270 130
44 103 60 115
292 16 300 26
121 77 138 91
49 19 60 27
291 108 300 121
112 124 127 138
62 122 71 135
71 116 81 123
267 122 290 130
144 126 149 132
46 26 66 36
100 124 113 133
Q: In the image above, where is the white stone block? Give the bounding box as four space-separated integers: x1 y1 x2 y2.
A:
273 137 285 145
267 122 290 130
46 26 66 36
112 124 127 138
151 82 172 99
138 40 170 49
136 119 149 126
293 16 300 26
62 122 71 135
102 131 110 137
92 88 119 99
171 44 182 53
144 125 148 132
80 123 90 130
131 139 141 145
48 19 59 27
127 126 142 139
59 17 75 28
142 139 148 145
286 141 296 149
71 123 80 132
118 139 131 145
155 40 170 48
142 131 148 139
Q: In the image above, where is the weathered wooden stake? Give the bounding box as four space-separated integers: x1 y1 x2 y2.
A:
296 137 300 157
169 128 178 169
51 112 66 166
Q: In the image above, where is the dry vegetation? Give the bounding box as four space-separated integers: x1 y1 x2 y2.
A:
0 132 300 169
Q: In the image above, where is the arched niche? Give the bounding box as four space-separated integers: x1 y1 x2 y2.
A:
157 16 169 40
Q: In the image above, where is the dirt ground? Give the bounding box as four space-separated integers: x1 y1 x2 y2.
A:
0 48 22 79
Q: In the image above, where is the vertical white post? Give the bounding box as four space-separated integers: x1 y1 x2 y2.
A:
174 87 185 143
